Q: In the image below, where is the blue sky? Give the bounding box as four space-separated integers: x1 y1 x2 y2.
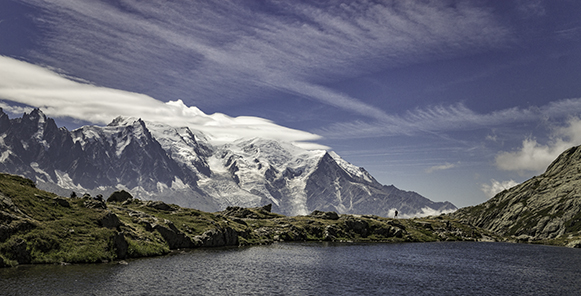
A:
1 0 581 207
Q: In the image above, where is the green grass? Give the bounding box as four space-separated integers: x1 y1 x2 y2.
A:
0 172 571 268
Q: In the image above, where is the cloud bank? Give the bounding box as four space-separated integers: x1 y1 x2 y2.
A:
481 179 519 198
495 117 581 173
0 56 326 149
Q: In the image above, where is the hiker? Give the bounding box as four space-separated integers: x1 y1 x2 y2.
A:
394 210 398 218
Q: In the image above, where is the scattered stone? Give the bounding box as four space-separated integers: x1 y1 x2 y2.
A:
84 199 107 210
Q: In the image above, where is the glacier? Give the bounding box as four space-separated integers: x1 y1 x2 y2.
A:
0 108 457 217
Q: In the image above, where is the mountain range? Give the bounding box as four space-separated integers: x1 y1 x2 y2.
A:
0 109 456 217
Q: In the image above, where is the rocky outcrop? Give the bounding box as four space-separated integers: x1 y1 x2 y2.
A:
107 190 133 203
0 173 491 268
220 204 279 219
98 212 122 229
307 210 339 220
194 227 239 247
452 145 581 243
146 201 175 211
4 238 31 264
153 220 196 249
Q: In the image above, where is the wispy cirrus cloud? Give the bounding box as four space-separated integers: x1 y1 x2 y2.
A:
16 0 512 120
425 162 457 174
317 98 581 140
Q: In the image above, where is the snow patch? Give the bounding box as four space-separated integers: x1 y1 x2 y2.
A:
171 177 190 190
54 170 84 190
329 151 373 183
30 162 53 183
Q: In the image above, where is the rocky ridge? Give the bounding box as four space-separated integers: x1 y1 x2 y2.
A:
452 145 581 246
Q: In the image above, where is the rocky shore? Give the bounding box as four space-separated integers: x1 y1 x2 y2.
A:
0 174 492 267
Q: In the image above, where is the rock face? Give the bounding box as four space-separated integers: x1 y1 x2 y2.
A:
453 145 581 242
0 109 456 217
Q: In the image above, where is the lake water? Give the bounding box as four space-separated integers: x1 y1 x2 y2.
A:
1 242 580 295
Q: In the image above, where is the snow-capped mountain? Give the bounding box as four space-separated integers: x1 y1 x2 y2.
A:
0 109 456 217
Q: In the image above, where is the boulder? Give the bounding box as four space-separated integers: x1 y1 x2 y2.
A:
146 201 174 211
261 204 272 213
221 206 254 218
6 238 31 264
84 199 107 210
343 217 369 237
53 197 70 208
98 212 122 229
323 224 342 241
308 210 339 220
194 227 239 247
153 221 195 249
107 190 133 203
112 232 128 259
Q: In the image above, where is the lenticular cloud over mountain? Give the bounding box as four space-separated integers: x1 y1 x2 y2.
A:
0 56 326 150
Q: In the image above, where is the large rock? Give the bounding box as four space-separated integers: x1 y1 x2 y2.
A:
107 190 133 203
98 212 122 229
153 220 195 249
146 201 175 211
4 238 31 264
84 199 107 210
194 227 239 247
308 210 339 220
112 232 128 259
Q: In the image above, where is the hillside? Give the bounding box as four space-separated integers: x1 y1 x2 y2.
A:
452 145 581 247
1 173 486 267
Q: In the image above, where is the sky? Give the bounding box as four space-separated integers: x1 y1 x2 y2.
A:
1 0 581 208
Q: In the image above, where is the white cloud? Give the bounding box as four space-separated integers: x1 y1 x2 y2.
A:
0 55 327 150
495 117 581 173
16 0 511 121
425 162 456 174
481 179 519 198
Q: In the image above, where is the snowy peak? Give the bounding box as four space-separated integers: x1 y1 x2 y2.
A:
0 111 457 217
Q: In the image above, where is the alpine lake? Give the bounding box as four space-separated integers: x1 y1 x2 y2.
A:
1 241 580 296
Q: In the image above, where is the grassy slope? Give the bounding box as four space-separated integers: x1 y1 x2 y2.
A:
1 174 497 267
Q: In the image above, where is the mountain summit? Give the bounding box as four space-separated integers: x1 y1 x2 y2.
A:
0 109 456 217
